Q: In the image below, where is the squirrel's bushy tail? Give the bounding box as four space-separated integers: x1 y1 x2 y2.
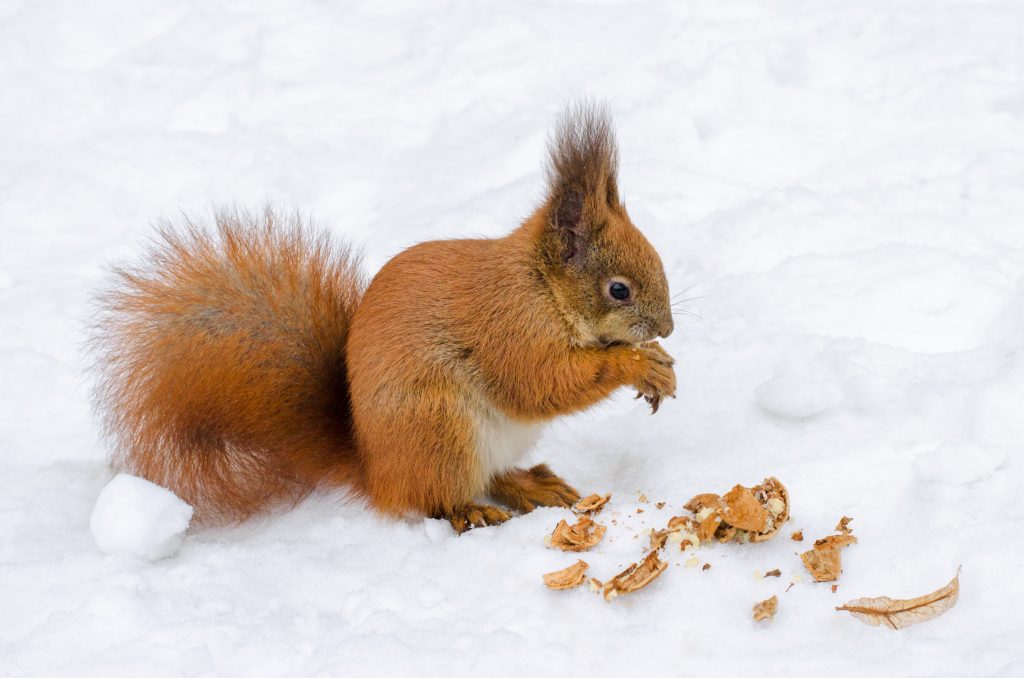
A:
91 207 365 523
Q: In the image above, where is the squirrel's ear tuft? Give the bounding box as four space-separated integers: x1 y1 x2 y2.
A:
544 102 621 265
546 101 620 214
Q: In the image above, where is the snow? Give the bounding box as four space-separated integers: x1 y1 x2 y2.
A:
755 365 845 419
90 474 194 560
2 0 1023 676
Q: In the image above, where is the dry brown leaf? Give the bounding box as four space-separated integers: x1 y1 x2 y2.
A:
722 485 768 532
542 560 589 590
764 569 781 578
603 551 668 601
791 530 804 542
836 516 854 534
753 595 778 621
573 493 611 514
836 570 960 630
548 516 607 552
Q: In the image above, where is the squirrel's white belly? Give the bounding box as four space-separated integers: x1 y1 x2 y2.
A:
471 403 545 483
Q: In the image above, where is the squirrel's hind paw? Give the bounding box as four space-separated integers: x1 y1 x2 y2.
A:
442 503 512 534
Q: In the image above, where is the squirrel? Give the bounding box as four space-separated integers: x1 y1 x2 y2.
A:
91 104 676 533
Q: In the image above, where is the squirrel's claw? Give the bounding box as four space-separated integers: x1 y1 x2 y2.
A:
444 503 511 534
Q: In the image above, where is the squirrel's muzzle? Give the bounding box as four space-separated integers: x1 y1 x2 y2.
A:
656 315 674 338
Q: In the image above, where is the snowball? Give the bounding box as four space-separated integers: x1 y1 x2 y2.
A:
90 474 194 560
755 368 844 419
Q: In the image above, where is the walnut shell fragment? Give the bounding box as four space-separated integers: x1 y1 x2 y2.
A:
573 493 611 515
683 477 790 544
696 511 723 542
649 529 670 551
748 477 790 543
668 515 699 532
547 515 607 552
722 484 768 532
816 534 858 549
664 516 700 551
603 551 668 601
753 595 778 622
801 534 858 582
836 516 853 534
543 560 589 590
683 493 723 513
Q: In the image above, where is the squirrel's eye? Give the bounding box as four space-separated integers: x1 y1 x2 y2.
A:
609 281 631 301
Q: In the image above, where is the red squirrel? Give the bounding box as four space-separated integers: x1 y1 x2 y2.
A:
91 104 676 532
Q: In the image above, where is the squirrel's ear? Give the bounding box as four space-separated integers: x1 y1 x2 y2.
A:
551 188 586 266
544 102 620 266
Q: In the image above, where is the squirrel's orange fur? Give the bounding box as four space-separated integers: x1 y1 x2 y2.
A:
92 105 676 532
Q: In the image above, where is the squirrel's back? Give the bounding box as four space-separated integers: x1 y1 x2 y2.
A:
90 207 365 523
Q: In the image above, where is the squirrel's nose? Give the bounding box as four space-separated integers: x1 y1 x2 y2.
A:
657 315 674 338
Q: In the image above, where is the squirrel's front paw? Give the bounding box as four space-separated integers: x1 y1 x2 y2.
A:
488 464 581 513
629 342 676 414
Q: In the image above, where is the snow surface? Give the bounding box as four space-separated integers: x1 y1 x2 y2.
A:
2 0 1023 676
90 474 193 560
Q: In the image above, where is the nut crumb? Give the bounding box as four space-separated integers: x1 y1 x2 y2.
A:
753 595 778 622
764 569 782 578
